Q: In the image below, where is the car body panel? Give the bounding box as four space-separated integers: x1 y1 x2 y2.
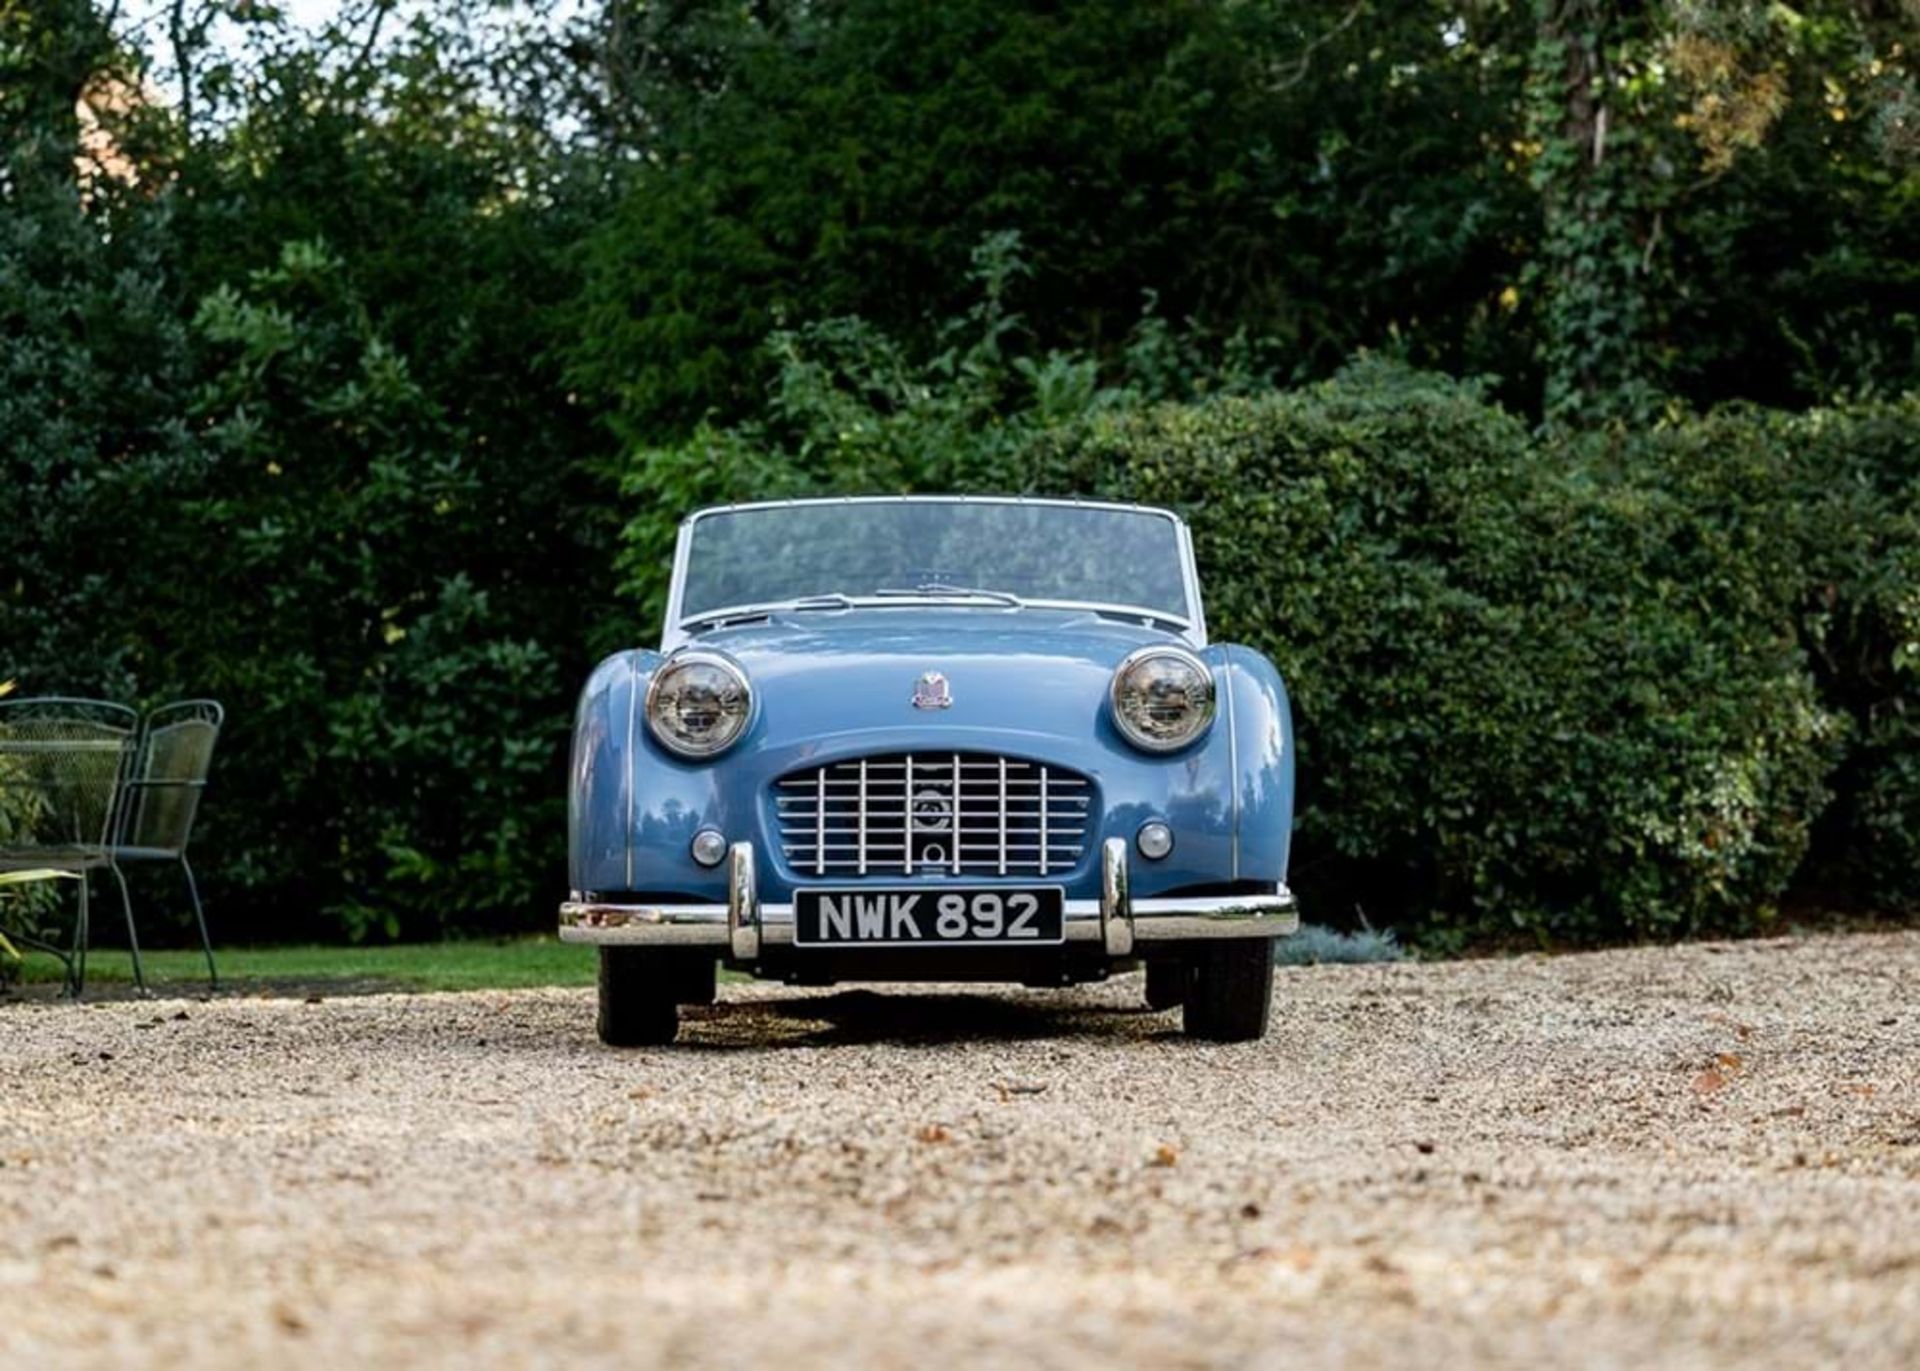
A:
569 610 1293 905
566 497 1295 966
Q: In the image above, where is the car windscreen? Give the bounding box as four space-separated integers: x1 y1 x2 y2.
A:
678 502 1192 622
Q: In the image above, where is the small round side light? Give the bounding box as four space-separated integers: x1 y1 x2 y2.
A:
1136 820 1175 861
690 828 729 868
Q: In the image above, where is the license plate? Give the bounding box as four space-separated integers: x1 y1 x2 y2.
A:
793 887 1065 947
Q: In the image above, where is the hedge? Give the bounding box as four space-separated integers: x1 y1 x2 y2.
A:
1025 369 1915 942
613 355 1914 947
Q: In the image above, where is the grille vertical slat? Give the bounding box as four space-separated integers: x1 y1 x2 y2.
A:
1040 765 1049 873
857 757 869 875
950 752 961 876
997 756 1007 876
776 751 1090 878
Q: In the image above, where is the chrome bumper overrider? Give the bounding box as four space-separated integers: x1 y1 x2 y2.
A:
559 839 1298 957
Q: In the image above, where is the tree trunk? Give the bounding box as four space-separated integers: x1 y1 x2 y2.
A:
1530 0 1656 427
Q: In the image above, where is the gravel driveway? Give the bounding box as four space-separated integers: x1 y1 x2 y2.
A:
3 932 1916 1368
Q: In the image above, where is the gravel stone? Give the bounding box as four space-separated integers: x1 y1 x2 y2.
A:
2 932 1916 1368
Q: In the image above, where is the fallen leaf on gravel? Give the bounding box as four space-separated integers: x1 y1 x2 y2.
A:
1692 1069 1727 1095
994 1080 1048 1097
916 1124 951 1144
1715 1052 1745 1073
1149 1143 1180 1167
1413 1140 1436 1154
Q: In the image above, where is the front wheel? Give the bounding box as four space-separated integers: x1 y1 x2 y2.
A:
1182 941 1274 1043
597 948 713 1046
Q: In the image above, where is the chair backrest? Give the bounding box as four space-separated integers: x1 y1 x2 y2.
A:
0 698 138 856
120 700 224 856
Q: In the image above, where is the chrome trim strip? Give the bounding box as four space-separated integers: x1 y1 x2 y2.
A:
1176 515 1208 647
1100 837 1134 956
1123 899 1298 940
997 756 1007 876
677 595 1192 637
662 515 694 650
728 841 759 960
564 827 1296 949
1221 652 1240 880
623 656 640 890
1039 765 1049 874
687 494 1187 522
857 757 869 875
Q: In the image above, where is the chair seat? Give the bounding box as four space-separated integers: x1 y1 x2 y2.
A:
107 846 183 862
0 850 113 872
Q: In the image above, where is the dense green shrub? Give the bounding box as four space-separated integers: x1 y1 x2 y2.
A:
1045 369 1849 944
1574 400 1920 912
621 330 1912 944
135 243 573 940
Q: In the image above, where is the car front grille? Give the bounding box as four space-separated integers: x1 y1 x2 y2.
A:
775 752 1093 878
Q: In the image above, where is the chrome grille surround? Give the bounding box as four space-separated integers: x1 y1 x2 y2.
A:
775 752 1093 878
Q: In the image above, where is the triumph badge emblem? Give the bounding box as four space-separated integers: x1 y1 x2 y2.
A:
911 671 952 710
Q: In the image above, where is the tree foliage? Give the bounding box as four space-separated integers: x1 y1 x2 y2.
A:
0 0 1914 941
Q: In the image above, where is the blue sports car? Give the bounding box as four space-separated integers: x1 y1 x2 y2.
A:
562 496 1298 1043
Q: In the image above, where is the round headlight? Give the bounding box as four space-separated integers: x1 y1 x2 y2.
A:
1110 646 1215 753
646 652 751 759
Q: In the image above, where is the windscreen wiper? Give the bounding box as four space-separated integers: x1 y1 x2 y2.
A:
683 593 855 633
872 583 1025 607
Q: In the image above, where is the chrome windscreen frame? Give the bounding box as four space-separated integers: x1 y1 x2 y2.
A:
660 496 1209 651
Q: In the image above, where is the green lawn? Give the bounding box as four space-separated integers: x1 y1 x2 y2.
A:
13 937 598 993
8 923 1405 996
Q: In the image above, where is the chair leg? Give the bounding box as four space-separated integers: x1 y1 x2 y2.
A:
70 873 89 1000
109 861 147 995
181 856 217 992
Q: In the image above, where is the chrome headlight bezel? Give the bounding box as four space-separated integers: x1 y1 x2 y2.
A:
645 650 753 759
1109 645 1216 753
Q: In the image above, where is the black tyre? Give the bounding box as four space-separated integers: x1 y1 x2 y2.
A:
597 947 704 1046
1183 941 1274 1042
1144 959 1188 1011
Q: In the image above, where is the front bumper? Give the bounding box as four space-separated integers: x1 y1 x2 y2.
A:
559 838 1298 958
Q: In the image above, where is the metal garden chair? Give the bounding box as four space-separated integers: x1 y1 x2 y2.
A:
0 698 138 997
109 700 223 991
